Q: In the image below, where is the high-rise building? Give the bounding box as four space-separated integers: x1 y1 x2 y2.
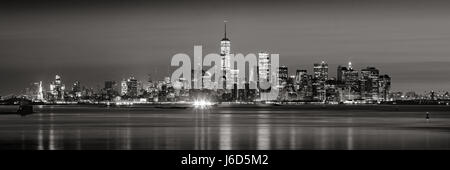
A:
220 21 233 90
220 21 231 72
29 81 44 101
338 62 360 101
127 77 138 97
313 61 328 81
297 74 313 100
230 69 240 86
37 81 44 101
121 76 138 98
294 69 307 90
343 62 359 83
258 52 270 83
277 66 288 88
72 81 82 98
337 65 347 82
121 80 128 96
49 75 65 101
378 74 391 101
360 67 380 101
313 61 328 101
104 81 117 100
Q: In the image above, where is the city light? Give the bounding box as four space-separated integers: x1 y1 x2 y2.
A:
193 99 214 109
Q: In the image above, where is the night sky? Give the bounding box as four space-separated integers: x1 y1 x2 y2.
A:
1 0 450 95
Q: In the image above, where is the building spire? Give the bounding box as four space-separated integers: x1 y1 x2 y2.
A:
224 20 227 39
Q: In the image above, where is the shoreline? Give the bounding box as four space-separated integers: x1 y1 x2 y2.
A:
1 103 450 112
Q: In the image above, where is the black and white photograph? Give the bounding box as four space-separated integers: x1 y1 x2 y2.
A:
1 0 450 168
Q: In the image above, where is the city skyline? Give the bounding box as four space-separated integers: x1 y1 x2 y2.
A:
2 0 450 95
0 22 448 96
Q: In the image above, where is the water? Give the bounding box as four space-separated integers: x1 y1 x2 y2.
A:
0 105 450 150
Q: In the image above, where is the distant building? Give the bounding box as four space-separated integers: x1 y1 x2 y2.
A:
104 81 118 100
325 79 340 103
121 80 128 96
220 21 233 90
340 62 360 101
313 61 328 101
294 69 307 90
313 61 328 81
378 75 391 101
28 81 44 102
49 75 65 101
360 67 380 101
258 52 271 83
121 76 138 98
337 65 347 83
297 73 313 100
278 66 288 88
72 81 82 98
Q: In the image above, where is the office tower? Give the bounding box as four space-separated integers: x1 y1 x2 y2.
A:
378 74 391 101
104 81 116 91
294 69 307 90
37 81 44 101
127 77 138 97
104 81 117 100
49 75 65 101
298 74 313 100
220 21 231 72
248 65 258 90
338 62 359 101
278 66 288 88
337 65 347 82
325 79 339 103
258 52 270 83
71 81 82 98
230 69 239 86
29 81 44 101
360 67 380 101
313 61 328 81
202 71 213 89
343 62 359 83
220 21 233 90
121 79 128 96
313 61 328 101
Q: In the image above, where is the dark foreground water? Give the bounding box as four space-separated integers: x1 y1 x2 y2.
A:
0 105 450 150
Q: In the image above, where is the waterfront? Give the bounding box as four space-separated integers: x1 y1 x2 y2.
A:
0 105 450 150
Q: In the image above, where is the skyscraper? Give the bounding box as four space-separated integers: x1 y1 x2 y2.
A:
220 21 231 72
37 81 44 101
220 21 232 90
313 61 328 101
30 81 44 101
127 77 138 98
104 81 118 100
278 66 288 88
313 61 328 81
295 69 307 90
378 74 391 101
361 67 380 101
337 65 347 82
71 81 82 98
49 75 65 101
341 62 360 101
258 52 270 83
121 79 128 96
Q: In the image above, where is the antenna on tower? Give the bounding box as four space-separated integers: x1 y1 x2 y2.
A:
348 56 353 70
224 20 227 38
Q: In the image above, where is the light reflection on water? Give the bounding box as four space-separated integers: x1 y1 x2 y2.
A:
0 105 450 150
219 114 232 150
257 114 270 150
